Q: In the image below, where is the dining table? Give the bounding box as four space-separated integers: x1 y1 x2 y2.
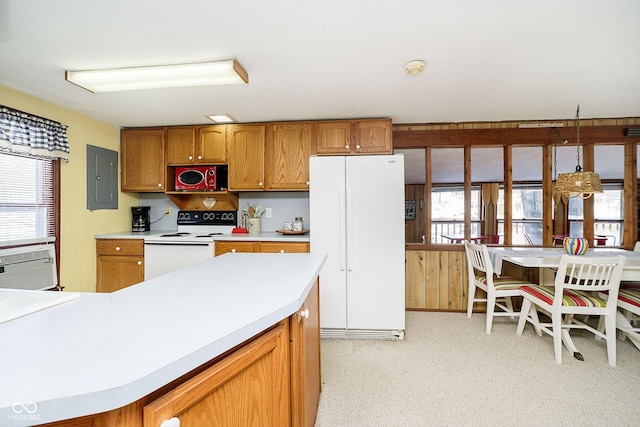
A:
486 246 640 361
486 246 640 283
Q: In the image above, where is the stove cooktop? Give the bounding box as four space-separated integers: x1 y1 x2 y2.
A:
145 210 237 243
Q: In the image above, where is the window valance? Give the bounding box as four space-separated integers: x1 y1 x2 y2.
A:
0 106 70 161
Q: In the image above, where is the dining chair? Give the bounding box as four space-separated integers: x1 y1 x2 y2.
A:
464 241 537 334
516 255 625 367
552 234 568 247
602 284 640 351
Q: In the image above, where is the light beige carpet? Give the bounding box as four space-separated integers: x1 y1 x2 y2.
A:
314 311 640 427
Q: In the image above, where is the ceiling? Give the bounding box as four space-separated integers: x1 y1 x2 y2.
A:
1 0 638 129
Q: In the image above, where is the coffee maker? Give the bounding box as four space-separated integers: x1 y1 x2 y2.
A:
131 206 151 232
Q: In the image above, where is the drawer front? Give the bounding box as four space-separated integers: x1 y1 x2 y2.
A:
258 242 310 253
96 239 144 256
214 241 257 256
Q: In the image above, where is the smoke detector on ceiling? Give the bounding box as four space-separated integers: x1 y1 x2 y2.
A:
404 60 426 76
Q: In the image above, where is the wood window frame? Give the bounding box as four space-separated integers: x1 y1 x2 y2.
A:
395 124 639 250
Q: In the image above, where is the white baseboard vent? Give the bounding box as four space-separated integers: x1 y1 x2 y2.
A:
321 328 405 340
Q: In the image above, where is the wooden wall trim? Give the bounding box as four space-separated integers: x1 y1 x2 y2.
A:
393 123 640 148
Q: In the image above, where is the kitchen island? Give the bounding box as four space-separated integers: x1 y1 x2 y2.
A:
0 252 326 427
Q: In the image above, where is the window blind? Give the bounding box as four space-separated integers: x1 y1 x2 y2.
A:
0 152 55 243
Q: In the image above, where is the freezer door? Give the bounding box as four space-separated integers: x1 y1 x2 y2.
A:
345 155 405 330
309 156 348 329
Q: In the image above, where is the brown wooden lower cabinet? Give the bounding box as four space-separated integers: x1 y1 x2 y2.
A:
215 240 310 256
144 322 290 427
41 280 321 427
96 239 144 292
290 280 320 427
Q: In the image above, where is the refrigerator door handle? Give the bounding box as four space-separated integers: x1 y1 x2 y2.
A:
339 186 346 271
346 186 353 271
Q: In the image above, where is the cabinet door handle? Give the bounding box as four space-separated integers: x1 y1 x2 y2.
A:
306 181 310 186
197 155 202 160
280 249 285 253
115 246 121 252
300 308 309 319
231 249 236 253
137 261 142 265
157 183 162 187
160 417 180 427
356 144 361 150
345 144 350 149
258 182 263 187
188 155 193 161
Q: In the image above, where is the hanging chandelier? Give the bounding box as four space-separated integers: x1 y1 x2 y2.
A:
553 105 603 199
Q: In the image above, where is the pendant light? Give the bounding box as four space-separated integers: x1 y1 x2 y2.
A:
553 105 603 199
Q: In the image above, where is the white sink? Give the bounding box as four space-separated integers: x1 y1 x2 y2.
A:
0 289 80 324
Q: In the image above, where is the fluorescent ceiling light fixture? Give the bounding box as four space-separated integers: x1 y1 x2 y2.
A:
207 114 236 123
65 59 248 92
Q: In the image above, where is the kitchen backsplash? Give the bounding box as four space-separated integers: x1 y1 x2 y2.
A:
139 192 310 232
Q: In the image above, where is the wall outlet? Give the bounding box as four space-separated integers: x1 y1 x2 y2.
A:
265 208 272 218
165 207 172 216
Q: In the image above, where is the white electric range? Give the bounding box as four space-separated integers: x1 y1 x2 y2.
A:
143 210 237 279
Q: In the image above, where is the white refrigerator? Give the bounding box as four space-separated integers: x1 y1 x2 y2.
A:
309 154 405 339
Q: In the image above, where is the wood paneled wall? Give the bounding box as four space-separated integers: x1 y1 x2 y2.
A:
405 249 538 312
405 184 426 243
405 249 466 311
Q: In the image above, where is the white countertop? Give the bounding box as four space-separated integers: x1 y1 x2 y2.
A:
0 252 326 426
94 230 310 242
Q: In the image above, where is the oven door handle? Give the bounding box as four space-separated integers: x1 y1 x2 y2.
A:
144 242 212 246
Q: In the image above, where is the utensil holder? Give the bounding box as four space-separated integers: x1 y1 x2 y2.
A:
248 218 261 234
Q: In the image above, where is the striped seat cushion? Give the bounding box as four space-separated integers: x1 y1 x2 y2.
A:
619 287 640 309
476 275 533 290
521 285 607 307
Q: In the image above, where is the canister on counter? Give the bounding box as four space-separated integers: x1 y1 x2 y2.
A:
292 217 303 231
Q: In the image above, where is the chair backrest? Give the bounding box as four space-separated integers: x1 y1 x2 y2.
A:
464 240 494 281
554 255 625 305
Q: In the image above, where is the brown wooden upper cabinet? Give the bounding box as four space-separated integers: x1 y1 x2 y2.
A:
121 128 166 192
226 122 312 191
312 118 392 155
227 124 266 190
166 125 226 165
265 122 312 190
